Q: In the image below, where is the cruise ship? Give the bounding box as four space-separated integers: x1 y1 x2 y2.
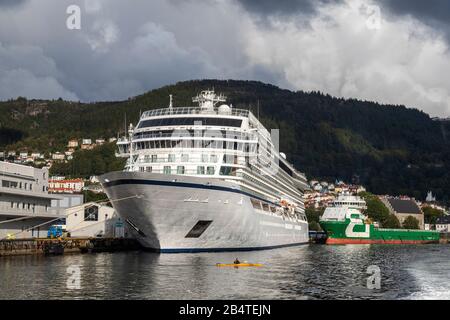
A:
100 90 310 252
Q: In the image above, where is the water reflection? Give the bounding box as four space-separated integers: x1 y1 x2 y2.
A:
0 245 449 300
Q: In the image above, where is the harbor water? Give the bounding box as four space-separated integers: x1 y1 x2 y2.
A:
1 244 449 300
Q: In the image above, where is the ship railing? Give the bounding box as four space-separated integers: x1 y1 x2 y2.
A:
141 107 250 118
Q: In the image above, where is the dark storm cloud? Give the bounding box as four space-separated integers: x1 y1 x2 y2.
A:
377 0 450 23
238 0 450 43
237 0 316 15
0 0 27 7
0 0 449 116
0 0 253 102
236 0 342 16
376 0 450 41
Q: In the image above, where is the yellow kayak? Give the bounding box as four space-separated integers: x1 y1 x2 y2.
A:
216 263 263 267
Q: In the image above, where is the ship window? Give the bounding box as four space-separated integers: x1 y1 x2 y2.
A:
197 166 205 175
151 155 157 163
219 166 232 176
270 206 277 213
168 154 175 162
146 167 152 173
139 167 145 172
262 203 270 212
185 220 213 238
2 180 18 188
163 166 171 174
181 154 189 162
138 117 242 129
201 154 208 162
210 155 218 163
177 166 185 174
206 166 215 175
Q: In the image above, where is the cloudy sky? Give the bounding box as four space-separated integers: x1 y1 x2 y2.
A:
0 0 450 116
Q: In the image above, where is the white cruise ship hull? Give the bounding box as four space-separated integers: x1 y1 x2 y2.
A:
100 171 309 252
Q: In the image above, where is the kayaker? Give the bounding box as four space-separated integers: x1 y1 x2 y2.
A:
234 258 241 264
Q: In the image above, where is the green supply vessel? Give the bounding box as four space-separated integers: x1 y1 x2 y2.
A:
319 194 440 245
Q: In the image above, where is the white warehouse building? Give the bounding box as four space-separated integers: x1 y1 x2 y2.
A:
0 161 65 239
65 202 128 238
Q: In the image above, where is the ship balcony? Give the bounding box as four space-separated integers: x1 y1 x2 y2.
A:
131 167 243 179
141 107 250 119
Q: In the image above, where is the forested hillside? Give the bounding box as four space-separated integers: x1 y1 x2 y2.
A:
1 79 449 203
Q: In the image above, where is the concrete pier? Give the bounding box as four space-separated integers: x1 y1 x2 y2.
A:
0 237 140 257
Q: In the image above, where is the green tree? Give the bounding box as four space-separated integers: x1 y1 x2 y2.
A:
422 206 444 224
305 207 324 231
83 190 109 205
383 214 401 229
3 79 450 207
50 143 126 178
309 221 321 232
403 216 420 230
359 192 391 226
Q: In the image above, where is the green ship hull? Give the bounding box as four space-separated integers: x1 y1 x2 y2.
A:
320 219 440 245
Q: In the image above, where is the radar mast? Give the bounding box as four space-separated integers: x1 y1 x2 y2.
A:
192 90 226 112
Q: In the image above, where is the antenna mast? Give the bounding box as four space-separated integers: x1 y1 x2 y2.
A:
169 94 173 109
